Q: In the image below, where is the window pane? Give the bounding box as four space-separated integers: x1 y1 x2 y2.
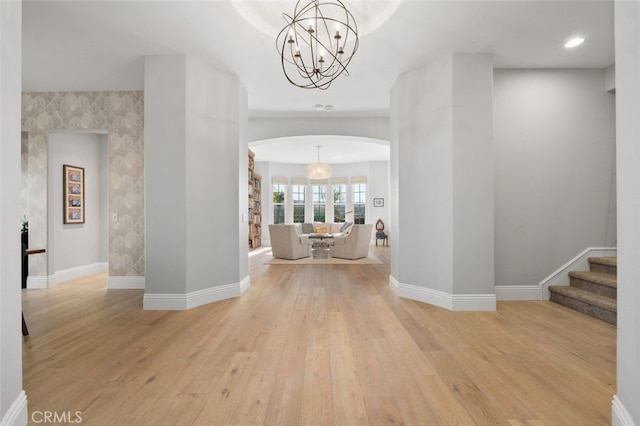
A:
293 204 305 223
273 183 285 224
333 184 346 203
313 185 326 222
352 183 366 223
353 183 366 204
333 184 346 223
273 184 285 204
293 184 305 204
274 205 285 224
293 184 306 223
354 204 365 224
314 205 326 222
313 185 326 203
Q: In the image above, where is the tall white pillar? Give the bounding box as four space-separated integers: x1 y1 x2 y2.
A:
613 1 640 424
144 55 249 310
390 53 495 311
0 1 28 424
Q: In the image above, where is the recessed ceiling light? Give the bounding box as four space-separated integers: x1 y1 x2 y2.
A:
324 105 333 112
565 37 585 48
314 104 324 111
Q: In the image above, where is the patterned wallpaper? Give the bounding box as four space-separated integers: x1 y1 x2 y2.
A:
22 91 144 278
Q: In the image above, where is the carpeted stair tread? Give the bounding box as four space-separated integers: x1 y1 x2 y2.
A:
588 256 617 275
587 256 617 267
549 285 617 312
568 270 617 288
549 256 617 324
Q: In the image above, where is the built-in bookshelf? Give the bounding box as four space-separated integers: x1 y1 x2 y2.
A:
248 150 262 249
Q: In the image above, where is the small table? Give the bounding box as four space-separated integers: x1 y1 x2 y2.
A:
308 233 333 259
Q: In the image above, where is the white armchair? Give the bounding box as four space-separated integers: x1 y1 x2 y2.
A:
330 224 373 260
269 224 310 260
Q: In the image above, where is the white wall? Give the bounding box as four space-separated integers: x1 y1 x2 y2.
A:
184 56 247 295
614 1 640 423
249 116 389 142
368 161 390 236
0 1 27 424
144 55 188 296
48 132 108 273
494 69 616 288
390 53 495 309
144 55 248 309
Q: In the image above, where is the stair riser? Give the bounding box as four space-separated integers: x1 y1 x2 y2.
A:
569 277 617 299
589 263 617 276
550 293 616 325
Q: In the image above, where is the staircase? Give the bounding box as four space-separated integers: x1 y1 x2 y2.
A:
548 257 617 325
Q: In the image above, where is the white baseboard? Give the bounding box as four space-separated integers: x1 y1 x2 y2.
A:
143 275 251 310
26 275 51 289
54 262 108 285
239 275 251 295
27 263 108 289
612 395 637 426
0 390 28 426
495 285 541 301
389 275 399 293
108 276 145 289
389 275 496 311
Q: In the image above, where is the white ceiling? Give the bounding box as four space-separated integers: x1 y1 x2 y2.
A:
22 0 614 162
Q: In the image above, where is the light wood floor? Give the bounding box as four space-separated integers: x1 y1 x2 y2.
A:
22 246 616 425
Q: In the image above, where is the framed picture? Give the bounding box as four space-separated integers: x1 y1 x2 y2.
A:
373 198 384 207
63 164 85 224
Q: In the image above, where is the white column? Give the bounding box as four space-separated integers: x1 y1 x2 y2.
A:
0 1 28 424
390 53 495 311
613 1 640 424
144 55 249 310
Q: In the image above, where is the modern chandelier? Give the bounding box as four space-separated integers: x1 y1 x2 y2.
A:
276 0 359 90
305 145 333 179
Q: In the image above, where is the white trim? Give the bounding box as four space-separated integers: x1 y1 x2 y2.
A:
539 247 617 300
612 395 637 426
108 276 145 290
239 275 251 295
28 263 109 289
451 293 496 311
26 275 51 289
389 276 496 311
0 390 28 426
54 262 108 285
389 275 399 293
495 285 541 301
143 276 250 310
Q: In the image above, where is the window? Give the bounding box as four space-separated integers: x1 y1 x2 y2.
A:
312 184 326 222
273 183 285 224
292 184 306 223
333 184 347 222
353 183 366 224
